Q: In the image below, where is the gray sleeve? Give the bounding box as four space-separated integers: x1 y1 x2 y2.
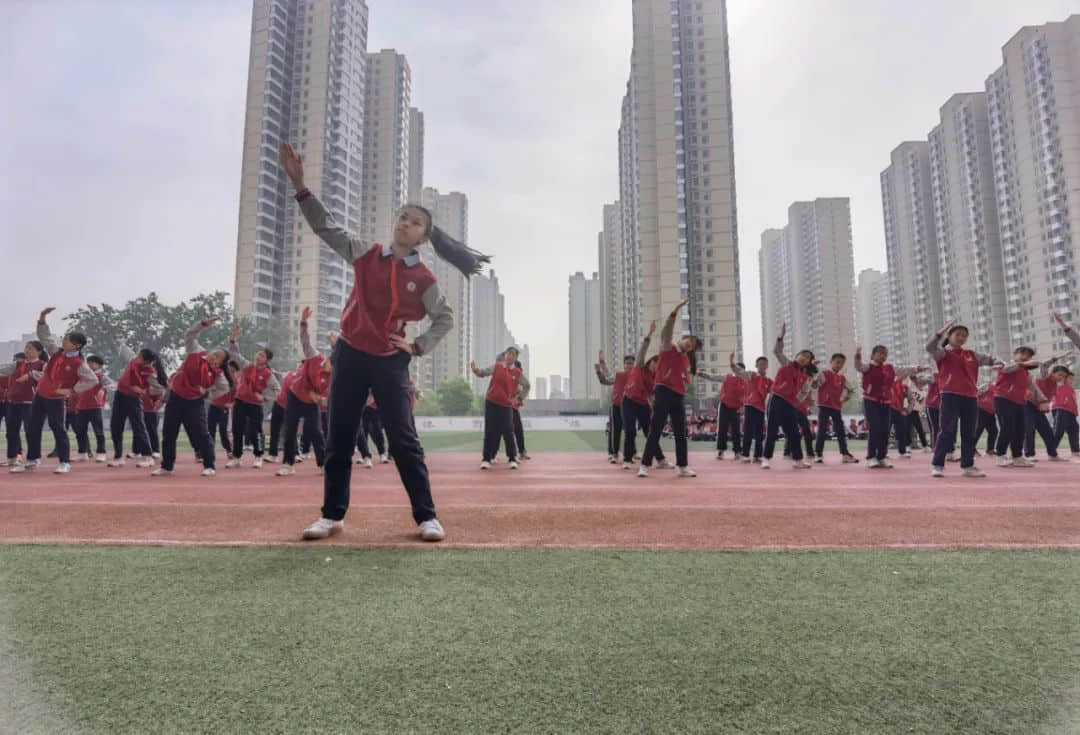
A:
695 371 724 383
975 351 998 367
184 321 207 355
853 354 869 374
473 364 494 378
73 362 98 393
1066 327 1080 350
596 366 615 386
660 311 677 349
0 363 14 377
297 193 365 263
147 376 167 398
926 333 946 361
635 336 652 366
999 361 1022 374
263 372 281 401
299 322 317 359
773 339 790 366
207 372 230 401
102 375 118 392
414 284 454 357
516 375 531 400
37 320 58 355
229 340 249 368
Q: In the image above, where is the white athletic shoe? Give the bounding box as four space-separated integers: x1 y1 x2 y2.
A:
126 452 136 459
253 457 263 469
380 454 389 464
10 460 37 474
946 453 958 463
73 454 87 463
363 458 373 469
491 457 499 464
637 466 649 477
622 462 633 470
95 453 107 463
963 467 986 478
276 465 295 477
997 457 1014 468
741 457 752 464
677 466 697 478
135 457 155 468
609 455 618 464
842 455 860 464
794 461 812 469
899 452 912 459
264 456 279 464
1012 458 1034 468
760 459 771 470
931 466 945 478
922 446 932 453
152 452 161 460
716 451 724 460
1027 456 1040 463
226 458 241 469
814 457 824 464
881 461 895 469
201 468 216 477
107 458 125 468
656 460 674 470
509 460 519 470
480 461 491 470
150 468 172 477
302 517 344 540
419 519 446 542
867 459 881 469
53 463 71 475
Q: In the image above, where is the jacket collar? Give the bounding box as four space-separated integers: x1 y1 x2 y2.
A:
380 243 421 268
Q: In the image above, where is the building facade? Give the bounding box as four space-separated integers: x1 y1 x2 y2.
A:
361 49 411 249
854 268 894 352
569 272 604 401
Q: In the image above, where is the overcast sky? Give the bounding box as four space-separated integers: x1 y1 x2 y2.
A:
2 0 1076 380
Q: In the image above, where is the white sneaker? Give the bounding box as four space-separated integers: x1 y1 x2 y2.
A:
226 458 241 469
95 453 107 463
363 458 373 469
867 459 881 469
609 455 618 464
135 457 155 468
152 452 162 460
637 466 649 477
126 452 136 459
622 462 633 470
899 452 912 459
741 457 752 464
677 466 697 478
1027 456 1040 463
10 460 37 474
253 457 263 469
932 466 945 478
491 457 499 464
793 461 812 469
264 456 279 464
480 461 491 470
419 519 445 542
814 457 824 464
922 446 932 453
1012 458 1034 468
380 454 389 464
302 517 344 540
276 465 295 477
201 468 216 477
509 460 519 470
761 459 771 470
656 460 674 469
73 454 87 463
150 468 172 477
997 457 1014 468
963 467 986 478
843 455 860 464
53 463 71 475
107 458 125 468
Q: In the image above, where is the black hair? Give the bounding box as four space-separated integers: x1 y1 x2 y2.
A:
402 202 492 277
755 356 769 364
623 354 636 362
831 353 846 361
735 362 746 370
645 355 659 369
871 344 887 355
796 349 815 362
87 355 105 367
688 350 698 377
151 356 169 390
222 360 239 389
26 340 45 358
138 347 157 363
65 331 87 351
1014 345 1036 358
263 347 274 363
804 363 819 376
1051 365 1070 376
941 324 969 349
14 352 25 360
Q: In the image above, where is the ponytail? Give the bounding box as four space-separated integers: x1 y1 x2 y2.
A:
688 350 698 377
151 357 169 389
429 226 491 277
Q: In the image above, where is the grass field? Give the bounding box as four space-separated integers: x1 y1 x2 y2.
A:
3 546 1080 734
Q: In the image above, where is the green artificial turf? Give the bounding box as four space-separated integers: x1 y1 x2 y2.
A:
3 547 1079 734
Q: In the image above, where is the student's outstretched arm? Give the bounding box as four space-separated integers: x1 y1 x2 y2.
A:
728 352 751 380
282 143 366 263
853 347 869 374
185 317 220 356
660 300 688 349
1053 312 1080 350
773 323 790 365
36 308 58 355
228 324 248 368
470 359 495 378
595 351 615 385
695 370 724 382
636 321 657 365
298 308 318 359
926 321 954 362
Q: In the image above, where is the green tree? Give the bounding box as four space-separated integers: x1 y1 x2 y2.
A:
436 377 475 416
414 391 442 416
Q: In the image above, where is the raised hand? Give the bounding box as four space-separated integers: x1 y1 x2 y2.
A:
672 298 689 314
598 350 605 363
300 306 312 323
1053 312 1071 331
937 319 956 337
280 142 305 190
646 320 657 338
39 307 56 320
778 322 786 341
230 324 241 341
202 316 221 327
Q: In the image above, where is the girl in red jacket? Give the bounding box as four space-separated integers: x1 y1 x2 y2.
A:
225 324 281 470
596 350 635 464
208 361 238 458
472 346 524 470
760 323 815 471
276 308 331 476
1 345 45 467
1050 366 1079 456
282 143 488 542
72 355 113 462
619 323 667 470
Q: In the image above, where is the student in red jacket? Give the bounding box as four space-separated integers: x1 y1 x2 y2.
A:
267 364 300 462
620 323 667 470
72 355 113 462
926 322 1001 477
10 308 98 475
1 346 45 467
472 346 523 470
151 318 229 477
1023 352 1070 462
207 361 238 458
729 353 771 463
109 347 162 468
638 299 701 478
283 143 486 542
760 324 815 470
140 355 169 460
1050 366 1079 456
889 378 913 459
695 359 746 460
812 353 857 463
596 350 635 464
276 308 332 476
502 361 531 462
225 324 281 469
854 344 924 469
992 346 1045 467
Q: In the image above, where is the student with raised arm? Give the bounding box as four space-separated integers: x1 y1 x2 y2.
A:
926 322 1001 477
1050 365 1080 457
759 323 815 470
283 143 488 542
729 352 771 463
638 300 702 478
9 308 97 475
812 353 858 464
696 361 745 460
854 344 924 469
992 345 1047 467
71 355 114 462
226 324 280 469
620 322 667 470
151 318 230 477
276 308 331 476
1 346 45 468
266 363 301 463
472 346 523 470
207 361 238 459
1021 351 1070 462
596 350 635 464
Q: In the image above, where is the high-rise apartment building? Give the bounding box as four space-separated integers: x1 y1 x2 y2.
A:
881 142 943 366
361 50 411 249
758 228 789 352
407 107 424 203
234 0 369 343
470 270 517 394
855 268 894 352
549 375 564 400
986 15 1080 354
416 187 471 391
569 272 604 401
534 376 548 401
618 0 741 404
599 202 630 364
928 93 1009 358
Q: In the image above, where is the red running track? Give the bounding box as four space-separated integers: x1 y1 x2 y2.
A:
1 451 1079 550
